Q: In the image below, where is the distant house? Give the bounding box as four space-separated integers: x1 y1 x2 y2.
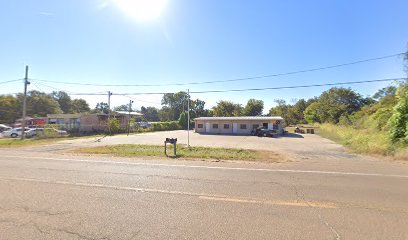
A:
14 117 47 128
194 116 284 135
47 112 143 133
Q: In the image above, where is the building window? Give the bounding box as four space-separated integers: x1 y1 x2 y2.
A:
224 124 230 129
197 124 203 128
240 124 247 129
212 124 218 129
252 124 259 129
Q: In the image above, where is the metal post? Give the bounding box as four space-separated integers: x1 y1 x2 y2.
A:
187 89 190 147
21 66 30 140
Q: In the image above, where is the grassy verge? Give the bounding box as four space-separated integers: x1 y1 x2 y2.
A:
0 138 64 147
317 123 407 160
76 144 283 162
0 134 104 148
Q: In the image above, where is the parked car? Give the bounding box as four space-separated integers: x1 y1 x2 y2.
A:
250 127 275 137
24 128 44 138
2 127 31 138
0 124 12 133
25 128 68 138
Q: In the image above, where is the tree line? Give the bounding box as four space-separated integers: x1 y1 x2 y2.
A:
1 82 406 145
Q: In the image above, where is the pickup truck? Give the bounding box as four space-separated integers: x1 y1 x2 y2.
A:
251 127 275 137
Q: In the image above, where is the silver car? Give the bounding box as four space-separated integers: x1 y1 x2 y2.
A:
2 127 31 138
25 128 68 138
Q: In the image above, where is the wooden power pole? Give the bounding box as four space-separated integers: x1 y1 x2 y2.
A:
21 66 30 140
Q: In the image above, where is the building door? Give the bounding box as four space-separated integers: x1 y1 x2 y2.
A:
205 123 210 133
232 123 238 133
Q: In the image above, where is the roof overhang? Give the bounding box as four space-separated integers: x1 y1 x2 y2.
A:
194 116 283 121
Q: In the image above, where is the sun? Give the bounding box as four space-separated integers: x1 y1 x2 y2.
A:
113 0 168 22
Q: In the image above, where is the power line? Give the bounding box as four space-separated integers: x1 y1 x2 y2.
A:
119 94 162 105
188 78 406 94
67 77 406 96
30 52 404 87
0 79 22 85
32 81 107 95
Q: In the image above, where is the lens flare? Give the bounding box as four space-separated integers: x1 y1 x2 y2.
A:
113 0 168 21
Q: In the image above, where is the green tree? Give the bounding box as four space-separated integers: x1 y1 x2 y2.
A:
388 84 408 143
161 91 189 120
190 99 206 118
140 106 160 121
0 95 20 123
51 91 72 113
243 99 264 116
212 101 242 117
114 104 131 112
158 106 174 122
269 99 291 122
161 91 207 121
71 99 90 113
314 87 366 123
17 90 62 117
178 111 190 129
373 86 397 100
304 102 320 123
94 102 109 114
107 117 120 134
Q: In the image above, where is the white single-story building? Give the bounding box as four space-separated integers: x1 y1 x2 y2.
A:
194 116 284 135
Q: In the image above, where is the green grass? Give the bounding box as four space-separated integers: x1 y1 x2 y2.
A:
76 144 283 162
317 123 407 160
0 138 62 147
0 134 104 148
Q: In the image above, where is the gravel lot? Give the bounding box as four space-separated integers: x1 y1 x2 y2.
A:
14 130 367 162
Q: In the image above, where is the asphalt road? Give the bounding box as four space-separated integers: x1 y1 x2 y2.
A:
1 148 408 240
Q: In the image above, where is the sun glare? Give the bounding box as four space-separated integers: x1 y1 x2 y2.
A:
113 0 168 21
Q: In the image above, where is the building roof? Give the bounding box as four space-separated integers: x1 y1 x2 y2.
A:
47 114 82 119
114 111 143 116
194 116 283 121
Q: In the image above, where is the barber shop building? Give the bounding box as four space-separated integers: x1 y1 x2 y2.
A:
194 116 284 135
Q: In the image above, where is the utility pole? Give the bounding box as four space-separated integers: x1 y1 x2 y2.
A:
187 89 190 147
21 66 30 140
107 91 112 135
127 100 133 136
107 91 112 118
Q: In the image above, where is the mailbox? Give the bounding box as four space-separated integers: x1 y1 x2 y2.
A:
164 138 177 157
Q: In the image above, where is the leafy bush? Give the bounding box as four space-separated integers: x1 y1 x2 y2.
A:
151 121 182 131
107 118 121 134
389 84 408 143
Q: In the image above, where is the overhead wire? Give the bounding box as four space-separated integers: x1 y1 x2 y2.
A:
0 79 23 85
30 52 405 87
119 94 162 105
66 77 406 96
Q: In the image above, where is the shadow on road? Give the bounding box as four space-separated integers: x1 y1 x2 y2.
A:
276 133 304 138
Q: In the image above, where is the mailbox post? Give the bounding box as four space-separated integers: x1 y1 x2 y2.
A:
164 138 177 157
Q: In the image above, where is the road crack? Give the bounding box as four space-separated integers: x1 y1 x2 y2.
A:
291 176 341 240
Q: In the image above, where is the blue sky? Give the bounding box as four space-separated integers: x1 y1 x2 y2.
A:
0 0 407 112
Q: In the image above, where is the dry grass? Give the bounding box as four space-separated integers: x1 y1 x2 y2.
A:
76 144 284 162
0 138 61 147
317 123 407 160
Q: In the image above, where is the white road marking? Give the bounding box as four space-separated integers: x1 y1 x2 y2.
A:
2 155 408 179
0 176 337 209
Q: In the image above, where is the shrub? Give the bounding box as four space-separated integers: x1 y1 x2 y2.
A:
151 121 182 131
